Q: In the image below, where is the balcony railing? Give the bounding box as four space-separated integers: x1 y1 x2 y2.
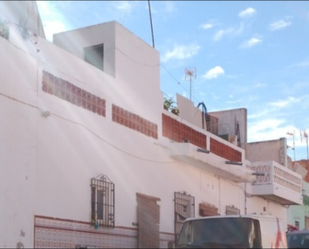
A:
163 111 255 183
162 112 243 162
247 161 303 205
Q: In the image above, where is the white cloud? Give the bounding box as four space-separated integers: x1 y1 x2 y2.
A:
247 118 288 142
37 1 68 42
161 44 201 62
226 74 237 79
213 23 244 42
200 23 214 30
163 1 176 13
182 91 188 98
238 7 256 18
202 66 225 80
248 118 308 155
253 83 266 88
114 1 132 12
248 96 300 121
199 20 218 30
269 19 291 31
149 1 175 15
212 93 219 100
295 61 309 67
289 60 309 68
227 99 242 104
239 35 262 49
269 97 299 108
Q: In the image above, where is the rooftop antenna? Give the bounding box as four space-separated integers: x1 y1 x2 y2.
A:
305 131 309 172
301 130 309 161
184 67 197 101
287 130 296 161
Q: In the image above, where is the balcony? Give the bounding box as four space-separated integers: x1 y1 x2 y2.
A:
247 161 303 205
161 112 255 183
169 142 256 183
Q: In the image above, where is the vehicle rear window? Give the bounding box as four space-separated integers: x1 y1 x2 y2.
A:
287 233 309 248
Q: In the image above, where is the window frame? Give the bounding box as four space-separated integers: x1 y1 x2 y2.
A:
91 174 115 228
84 44 104 71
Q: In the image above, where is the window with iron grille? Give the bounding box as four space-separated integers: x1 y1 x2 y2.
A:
91 174 115 228
174 192 195 243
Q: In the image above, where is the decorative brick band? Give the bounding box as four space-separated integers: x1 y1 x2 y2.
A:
210 137 241 162
112 104 158 139
162 114 206 149
42 71 106 117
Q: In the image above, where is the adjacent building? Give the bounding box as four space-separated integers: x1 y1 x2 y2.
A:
288 159 309 230
0 2 305 248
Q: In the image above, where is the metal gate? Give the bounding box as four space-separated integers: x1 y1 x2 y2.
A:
174 192 195 243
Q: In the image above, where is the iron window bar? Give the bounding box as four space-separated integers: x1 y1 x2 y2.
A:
91 174 115 229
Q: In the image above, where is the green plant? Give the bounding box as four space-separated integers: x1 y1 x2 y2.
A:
164 97 179 115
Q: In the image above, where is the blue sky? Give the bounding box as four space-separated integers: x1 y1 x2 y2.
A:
36 1 309 161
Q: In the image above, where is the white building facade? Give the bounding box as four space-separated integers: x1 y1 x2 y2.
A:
0 5 304 248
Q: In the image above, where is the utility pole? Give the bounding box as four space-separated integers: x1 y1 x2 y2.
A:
304 130 308 160
148 0 155 48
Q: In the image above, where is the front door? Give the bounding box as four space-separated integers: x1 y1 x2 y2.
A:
137 193 161 248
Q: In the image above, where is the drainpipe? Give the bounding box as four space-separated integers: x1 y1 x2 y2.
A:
244 182 247 215
219 176 221 214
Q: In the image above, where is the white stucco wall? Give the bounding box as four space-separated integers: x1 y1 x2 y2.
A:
247 138 288 167
176 93 204 130
0 1 45 38
0 33 39 247
208 108 247 151
53 22 116 77
0 24 290 248
53 21 162 121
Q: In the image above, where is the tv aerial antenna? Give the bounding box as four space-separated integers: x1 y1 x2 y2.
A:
184 67 197 101
287 130 296 161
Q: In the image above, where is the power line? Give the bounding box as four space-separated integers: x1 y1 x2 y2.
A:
160 63 180 84
160 63 201 104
